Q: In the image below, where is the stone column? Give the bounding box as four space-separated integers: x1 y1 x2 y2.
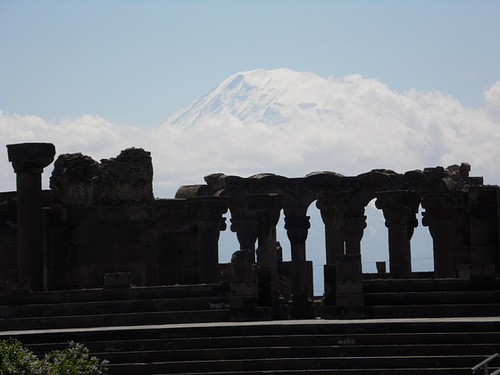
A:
316 192 349 308
316 192 348 264
189 197 228 284
342 206 367 256
317 191 366 316
421 191 464 278
230 218 258 260
284 214 315 318
7 143 56 291
248 194 283 317
336 204 366 316
375 191 420 279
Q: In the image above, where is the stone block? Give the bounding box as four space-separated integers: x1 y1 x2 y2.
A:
104 272 131 289
182 266 199 284
290 303 316 319
125 205 152 223
457 263 471 278
220 263 232 284
67 207 98 224
97 206 125 223
231 282 258 296
470 262 496 278
94 224 119 246
116 224 143 244
472 245 498 265
114 243 144 264
142 229 159 243
230 295 258 310
231 250 256 283
141 242 159 263
336 293 364 307
335 254 363 294
72 224 95 247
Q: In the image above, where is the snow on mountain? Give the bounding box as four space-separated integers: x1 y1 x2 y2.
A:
165 68 335 127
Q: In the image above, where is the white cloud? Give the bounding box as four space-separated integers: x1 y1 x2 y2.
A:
485 81 500 122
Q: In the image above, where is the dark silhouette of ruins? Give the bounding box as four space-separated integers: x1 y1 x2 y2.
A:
1 142 499 319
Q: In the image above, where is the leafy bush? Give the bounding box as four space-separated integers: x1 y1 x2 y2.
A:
0 338 108 375
0 338 42 374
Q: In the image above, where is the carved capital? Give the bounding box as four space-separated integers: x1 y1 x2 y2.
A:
316 191 358 227
230 218 259 249
7 143 56 174
375 191 420 227
284 215 311 244
248 194 283 229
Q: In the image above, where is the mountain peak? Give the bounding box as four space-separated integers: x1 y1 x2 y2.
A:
163 68 331 128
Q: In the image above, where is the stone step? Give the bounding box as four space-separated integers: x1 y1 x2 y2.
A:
148 370 474 375
95 343 500 364
363 278 500 293
0 296 229 318
364 290 500 305
0 309 231 330
365 303 500 318
26 331 500 355
0 284 229 305
13 319 500 345
107 355 486 374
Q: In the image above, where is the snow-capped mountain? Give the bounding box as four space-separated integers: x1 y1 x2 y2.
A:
165 68 335 127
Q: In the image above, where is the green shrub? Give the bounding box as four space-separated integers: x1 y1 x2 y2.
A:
0 338 108 375
0 338 42 374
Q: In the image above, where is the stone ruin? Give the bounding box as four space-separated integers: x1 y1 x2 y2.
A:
1 142 499 318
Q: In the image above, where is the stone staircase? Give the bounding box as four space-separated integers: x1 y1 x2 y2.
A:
1 280 500 374
363 277 500 318
4 318 500 374
0 284 231 330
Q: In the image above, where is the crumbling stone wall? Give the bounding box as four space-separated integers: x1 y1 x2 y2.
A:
50 148 154 207
47 148 180 290
50 153 99 207
94 148 154 205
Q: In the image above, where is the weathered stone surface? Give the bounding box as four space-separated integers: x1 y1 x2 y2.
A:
94 148 154 205
50 153 99 207
104 272 131 289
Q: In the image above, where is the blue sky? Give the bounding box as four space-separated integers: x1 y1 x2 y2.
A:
1 0 499 127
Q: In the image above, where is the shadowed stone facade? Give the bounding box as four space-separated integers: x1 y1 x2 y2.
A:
1 143 500 319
